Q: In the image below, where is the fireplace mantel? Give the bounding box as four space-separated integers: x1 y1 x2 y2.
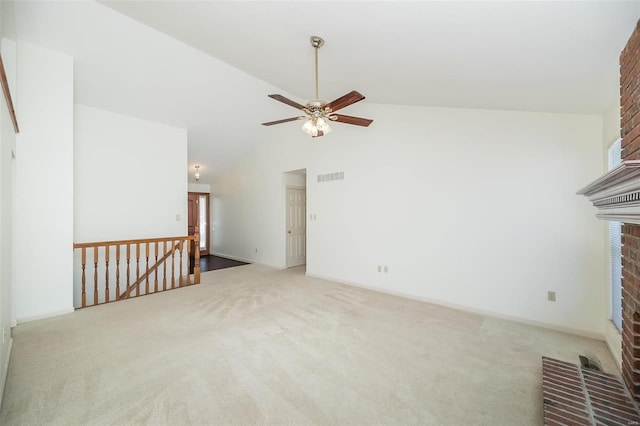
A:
577 160 640 225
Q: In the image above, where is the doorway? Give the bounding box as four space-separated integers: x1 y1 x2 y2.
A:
286 187 306 268
187 192 210 255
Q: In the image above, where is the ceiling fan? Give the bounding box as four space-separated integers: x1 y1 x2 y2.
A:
262 36 373 138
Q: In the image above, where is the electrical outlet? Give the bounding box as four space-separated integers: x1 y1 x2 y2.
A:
377 265 382 272
176 214 181 221
384 266 388 273
547 291 556 302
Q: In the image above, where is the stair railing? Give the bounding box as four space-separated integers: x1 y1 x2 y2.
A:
73 230 200 308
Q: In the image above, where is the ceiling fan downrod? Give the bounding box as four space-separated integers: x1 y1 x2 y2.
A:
310 36 324 101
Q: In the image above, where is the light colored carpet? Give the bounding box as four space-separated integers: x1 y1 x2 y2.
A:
0 264 617 425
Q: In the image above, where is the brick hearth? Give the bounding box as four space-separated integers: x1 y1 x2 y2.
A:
542 357 640 425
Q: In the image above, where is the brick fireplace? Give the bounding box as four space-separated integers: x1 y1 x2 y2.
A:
552 20 640 424
579 17 640 398
621 19 640 401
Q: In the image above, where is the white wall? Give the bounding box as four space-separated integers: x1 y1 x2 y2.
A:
73 105 187 307
14 41 74 322
213 103 606 336
74 105 187 242
0 36 16 407
602 99 623 368
603 101 621 147
284 171 306 188
188 183 210 193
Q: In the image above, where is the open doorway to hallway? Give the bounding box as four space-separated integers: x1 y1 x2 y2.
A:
285 169 306 269
188 192 210 255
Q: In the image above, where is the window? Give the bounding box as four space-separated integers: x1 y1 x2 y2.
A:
198 194 208 251
609 138 622 332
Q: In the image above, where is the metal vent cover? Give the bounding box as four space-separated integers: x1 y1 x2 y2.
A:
317 172 344 183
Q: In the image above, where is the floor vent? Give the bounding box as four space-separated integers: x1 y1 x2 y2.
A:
579 355 602 372
542 356 640 425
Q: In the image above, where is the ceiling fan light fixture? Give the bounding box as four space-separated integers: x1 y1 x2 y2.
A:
316 118 331 133
301 118 332 137
302 119 314 135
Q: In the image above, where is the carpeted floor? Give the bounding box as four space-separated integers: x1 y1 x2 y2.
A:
0 264 617 425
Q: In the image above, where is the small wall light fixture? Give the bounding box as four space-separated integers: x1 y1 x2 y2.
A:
195 165 200 181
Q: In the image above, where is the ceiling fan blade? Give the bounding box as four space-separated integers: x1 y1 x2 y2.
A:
262 116 305 126
325 90 365 113
332 114 373 127
268 94 306 110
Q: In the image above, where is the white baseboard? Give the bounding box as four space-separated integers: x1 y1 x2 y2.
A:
210 251 252 264
210 252 285 270
603 320 622 372
0 337 13 411
16 307 75 324
305 272 605 341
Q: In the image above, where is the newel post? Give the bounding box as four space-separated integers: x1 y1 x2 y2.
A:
194 226 201 284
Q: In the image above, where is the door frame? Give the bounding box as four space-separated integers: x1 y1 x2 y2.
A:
188 191 210 256
285 185 307 268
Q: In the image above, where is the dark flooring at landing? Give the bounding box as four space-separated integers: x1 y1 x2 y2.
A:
190 255 248 274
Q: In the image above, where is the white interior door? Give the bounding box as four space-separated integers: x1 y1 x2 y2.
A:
286 188 306 267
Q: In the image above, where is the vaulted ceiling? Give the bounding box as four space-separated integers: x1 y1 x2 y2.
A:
12 0 640 182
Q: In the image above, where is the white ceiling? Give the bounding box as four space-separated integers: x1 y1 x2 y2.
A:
12 0 640 182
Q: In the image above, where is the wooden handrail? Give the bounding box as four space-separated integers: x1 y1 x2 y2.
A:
73 230 201 308
73 235 195 249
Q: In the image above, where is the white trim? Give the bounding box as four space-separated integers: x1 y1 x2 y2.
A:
209 251 251 264
597 213 640 225
284 186 306 269
209 252 285 270
604 320 622 371
578 160 640 223
306 272 605 341
15 307 75 324
578 160 640 196
603 139 623 371
0 337 13 411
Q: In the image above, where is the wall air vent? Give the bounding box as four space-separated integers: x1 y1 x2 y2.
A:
317 172 344 183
